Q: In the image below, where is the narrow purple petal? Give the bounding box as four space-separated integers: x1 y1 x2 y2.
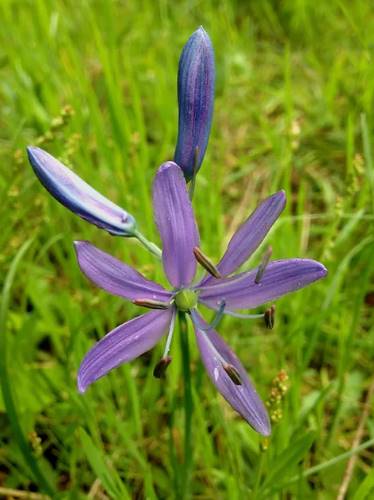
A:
74 241 172 302
198 259 327 310
78 309 173 392
153 162 199 288
174 27 215 180
200 191 286 286
191 311 270 435
27 146 136 236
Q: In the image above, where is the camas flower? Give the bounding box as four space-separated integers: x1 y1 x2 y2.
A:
74 162 327 435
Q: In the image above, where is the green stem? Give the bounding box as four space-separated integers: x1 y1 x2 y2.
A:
252 452 265 498
179 312 193 499
133 229 162 258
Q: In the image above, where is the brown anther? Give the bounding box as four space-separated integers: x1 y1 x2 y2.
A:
264 305 275 329
255 246 272 284
193 247 222 279
133 299 170 310
153 356 172 378
223 363 242 385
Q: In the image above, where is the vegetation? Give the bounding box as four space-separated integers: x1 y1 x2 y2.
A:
1 1 373 498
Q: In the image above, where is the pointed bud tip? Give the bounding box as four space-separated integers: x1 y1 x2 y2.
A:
319 263 328 277
27 145 38 154
27 145 44 169
194 26 211 43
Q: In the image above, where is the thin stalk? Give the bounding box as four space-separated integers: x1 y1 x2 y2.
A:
179 312 193 499
252 452 265 499
133 229 162 258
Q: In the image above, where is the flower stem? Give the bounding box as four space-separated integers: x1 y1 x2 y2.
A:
252 451 265 498
179 312 193 498
133 229 162 258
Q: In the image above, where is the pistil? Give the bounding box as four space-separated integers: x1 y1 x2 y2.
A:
174 289 198 312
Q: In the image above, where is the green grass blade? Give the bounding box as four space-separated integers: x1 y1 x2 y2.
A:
79 428 130 499
353 467 374 500
0 238 54 495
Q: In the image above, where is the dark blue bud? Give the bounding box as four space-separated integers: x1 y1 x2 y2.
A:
27 146 136 236
174 27 215 180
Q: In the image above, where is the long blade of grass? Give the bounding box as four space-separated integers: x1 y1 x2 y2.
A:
0 239 54 495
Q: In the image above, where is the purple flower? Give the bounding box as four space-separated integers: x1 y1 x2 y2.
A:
75 162 327 435
27 146 136 236
174 27 215 181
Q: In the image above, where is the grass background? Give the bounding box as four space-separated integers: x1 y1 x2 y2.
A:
1 0 374 498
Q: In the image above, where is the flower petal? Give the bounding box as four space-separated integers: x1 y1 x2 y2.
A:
198 259 327 310
153 162 199 288
27 146 136 236
74 241 171 302
191 311 270 435
78 309 173 392
174 27 215 180
200 191 286 286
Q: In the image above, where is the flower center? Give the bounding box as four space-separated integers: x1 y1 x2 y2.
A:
174 289 198 312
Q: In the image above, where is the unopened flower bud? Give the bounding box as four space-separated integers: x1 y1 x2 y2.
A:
27 146 136 236
174 27 215 180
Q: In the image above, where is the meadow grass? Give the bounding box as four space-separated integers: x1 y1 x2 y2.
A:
1 0 374 498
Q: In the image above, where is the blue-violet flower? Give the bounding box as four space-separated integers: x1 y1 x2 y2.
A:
74 162 327 435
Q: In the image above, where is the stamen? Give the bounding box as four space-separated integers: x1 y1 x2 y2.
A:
189 146 200 199
162 309 176 358
222 363 242 385
133 298 171 310
193 246 222 279
153 310 176 379
153 356 172 378
255 246 272 284
223 310 264 320
264 305 275 329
